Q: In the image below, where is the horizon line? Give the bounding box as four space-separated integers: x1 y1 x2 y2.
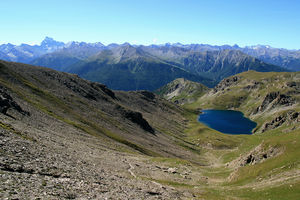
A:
1 37 299 51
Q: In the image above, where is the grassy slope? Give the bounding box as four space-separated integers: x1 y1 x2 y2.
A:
145 71 300 199
188 71 300 131
185 112 300 199
0 60 200 159
174 71 300 199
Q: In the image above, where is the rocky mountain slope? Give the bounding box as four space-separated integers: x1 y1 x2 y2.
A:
241 45 300 71
155 78 209 105
143 43 300 71
174 49 285 81
66 44 215 90
140 46 286 81
0 60 207 199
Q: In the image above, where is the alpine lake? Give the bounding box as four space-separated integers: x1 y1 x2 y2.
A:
198 109 257 135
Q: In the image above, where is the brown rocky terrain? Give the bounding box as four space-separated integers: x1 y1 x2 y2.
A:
0 60 204 199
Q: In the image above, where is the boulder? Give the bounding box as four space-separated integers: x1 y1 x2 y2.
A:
117 105 155 134
0 86 29 116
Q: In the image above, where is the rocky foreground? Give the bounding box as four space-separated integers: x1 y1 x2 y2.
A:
0 60 203 199
0 116 186 199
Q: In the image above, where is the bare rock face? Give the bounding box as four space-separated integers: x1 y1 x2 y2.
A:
124 111 155 134
242 80 261 90
139 91 156 101
262 110 300 132
91 82 116 100
117 105 155 134
257 92 280 112
255 92 295 113
286 81 300 90
0 86 29 116
213 76 239 93
229 144 281 168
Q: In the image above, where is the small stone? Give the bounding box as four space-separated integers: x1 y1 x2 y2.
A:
167 168 177 174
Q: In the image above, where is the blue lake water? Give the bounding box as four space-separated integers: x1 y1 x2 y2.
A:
198 109 257 135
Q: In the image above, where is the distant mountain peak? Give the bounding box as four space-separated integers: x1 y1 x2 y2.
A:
41 36 65 48
41 36 55 44
121 42 131 46
90 42 105 47
113 44 143 61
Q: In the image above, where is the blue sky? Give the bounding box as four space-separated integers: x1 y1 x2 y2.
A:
1 0 299 49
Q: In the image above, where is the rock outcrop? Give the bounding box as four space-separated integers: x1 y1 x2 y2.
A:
255 92 295 113
117 105 155 134
262 110 300 132
213 76 239 93
139 90 156 101
0 86 29 116
229 144 281 168
286 81 300 90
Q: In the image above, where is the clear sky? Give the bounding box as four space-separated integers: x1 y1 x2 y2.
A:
1 0 299 49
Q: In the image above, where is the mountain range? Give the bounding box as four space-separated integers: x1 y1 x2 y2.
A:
0 37 299 90
0 37 65 63
66 44 216 90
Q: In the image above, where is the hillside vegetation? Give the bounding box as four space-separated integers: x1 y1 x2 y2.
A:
193 71 300 133
157 70 300 199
